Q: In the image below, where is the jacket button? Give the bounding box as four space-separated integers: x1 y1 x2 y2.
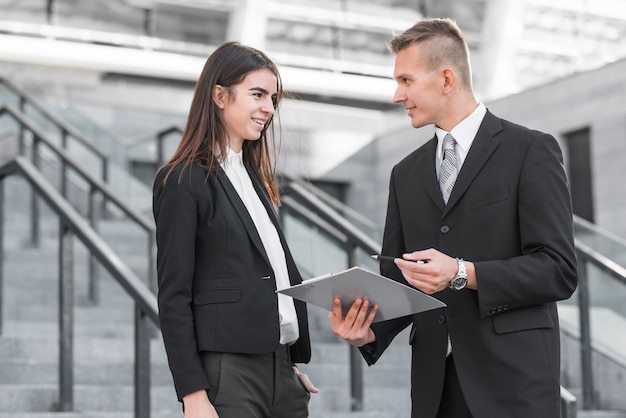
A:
437 315 446 324
490 307 497 314
440 225 450 234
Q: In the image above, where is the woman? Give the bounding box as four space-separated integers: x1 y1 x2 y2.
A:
153 42 317 418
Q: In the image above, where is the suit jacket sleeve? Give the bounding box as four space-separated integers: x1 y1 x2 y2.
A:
473 131 577 317
153 164 210 400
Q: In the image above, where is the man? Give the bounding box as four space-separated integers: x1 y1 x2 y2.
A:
329 18 578 418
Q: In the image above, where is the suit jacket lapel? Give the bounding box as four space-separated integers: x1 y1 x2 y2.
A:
216 168 272 267
444 111 503 214
246 164 303 286
418 136 445 210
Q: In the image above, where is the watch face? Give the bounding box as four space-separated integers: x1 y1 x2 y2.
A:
450 276 468 290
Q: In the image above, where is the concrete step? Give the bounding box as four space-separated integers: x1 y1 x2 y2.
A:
299 362 411 389
1 318 135 339
0 334 409 389
0 335 168 363
578 411 626 418
307 386 410 417
0 360 172 386
306 337 411 365
0 410 407 418
0 413 176 418
298 341 412 389
0 384 178 414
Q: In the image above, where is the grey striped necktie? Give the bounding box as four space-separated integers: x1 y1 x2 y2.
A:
440 133 458 204
440 133 457 357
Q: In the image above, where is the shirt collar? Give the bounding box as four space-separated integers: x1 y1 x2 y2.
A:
224 146 244 168
435 102 486 157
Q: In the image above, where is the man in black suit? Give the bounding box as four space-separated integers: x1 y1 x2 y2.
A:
330 18 578 417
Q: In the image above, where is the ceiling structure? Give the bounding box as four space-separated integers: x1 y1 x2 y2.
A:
2 0 625 105
1 0 625 180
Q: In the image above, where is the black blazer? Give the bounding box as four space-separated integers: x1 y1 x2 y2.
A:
153 162 311 401
363 111 578 417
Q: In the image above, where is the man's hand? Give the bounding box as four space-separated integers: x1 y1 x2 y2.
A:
394 248 475 293
328 298 378 347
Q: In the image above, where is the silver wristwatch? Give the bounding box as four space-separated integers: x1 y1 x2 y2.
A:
449 258 468 290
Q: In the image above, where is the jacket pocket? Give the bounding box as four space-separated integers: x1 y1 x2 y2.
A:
492 305 554 334
471 186 509 210
194 288 241 305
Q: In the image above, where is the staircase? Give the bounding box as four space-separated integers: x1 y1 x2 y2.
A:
0 173 415 417
0 175 177 417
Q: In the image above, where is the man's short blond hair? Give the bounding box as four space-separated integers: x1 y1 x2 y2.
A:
390 18 472 89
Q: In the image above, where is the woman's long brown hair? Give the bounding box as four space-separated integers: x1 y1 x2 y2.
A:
159 41 283 205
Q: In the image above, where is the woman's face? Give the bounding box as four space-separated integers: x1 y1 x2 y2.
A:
215 68 277 152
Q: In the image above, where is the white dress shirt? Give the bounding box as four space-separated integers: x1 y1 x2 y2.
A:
220 147 299 345
435 102 487 178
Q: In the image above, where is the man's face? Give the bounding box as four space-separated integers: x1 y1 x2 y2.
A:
392 43 445 129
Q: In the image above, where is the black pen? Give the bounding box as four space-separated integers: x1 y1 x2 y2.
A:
371 254 427 264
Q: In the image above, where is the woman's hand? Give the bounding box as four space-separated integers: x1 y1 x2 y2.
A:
183 390 219 418
293 366 319 393
328 298 377 347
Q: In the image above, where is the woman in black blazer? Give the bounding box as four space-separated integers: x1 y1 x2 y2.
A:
153 42 316 418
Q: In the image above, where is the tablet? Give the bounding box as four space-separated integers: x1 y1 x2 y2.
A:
277 266 446 322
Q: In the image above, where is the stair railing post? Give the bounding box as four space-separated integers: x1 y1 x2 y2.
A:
135 306 151 418
146 232 158 339
101 157 108 219
0 179 4 335
30 134 41 247
87 185 100 303
18 96 26 156
576 250 594 410
156 131 166 169
59 221 75 411
347 242 364 411
60 128 69 198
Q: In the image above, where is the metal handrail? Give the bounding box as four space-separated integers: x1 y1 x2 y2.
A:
280 173 379 236
130 125 183 148
574 215 626 247
0 76 109 183
281 179 378 412
0 156 158 418
573 238 626 411
283 181 381 254
0 104 156 300
575 238 626 285
155 126 183 168
128 124 183 174
561 386 578 418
